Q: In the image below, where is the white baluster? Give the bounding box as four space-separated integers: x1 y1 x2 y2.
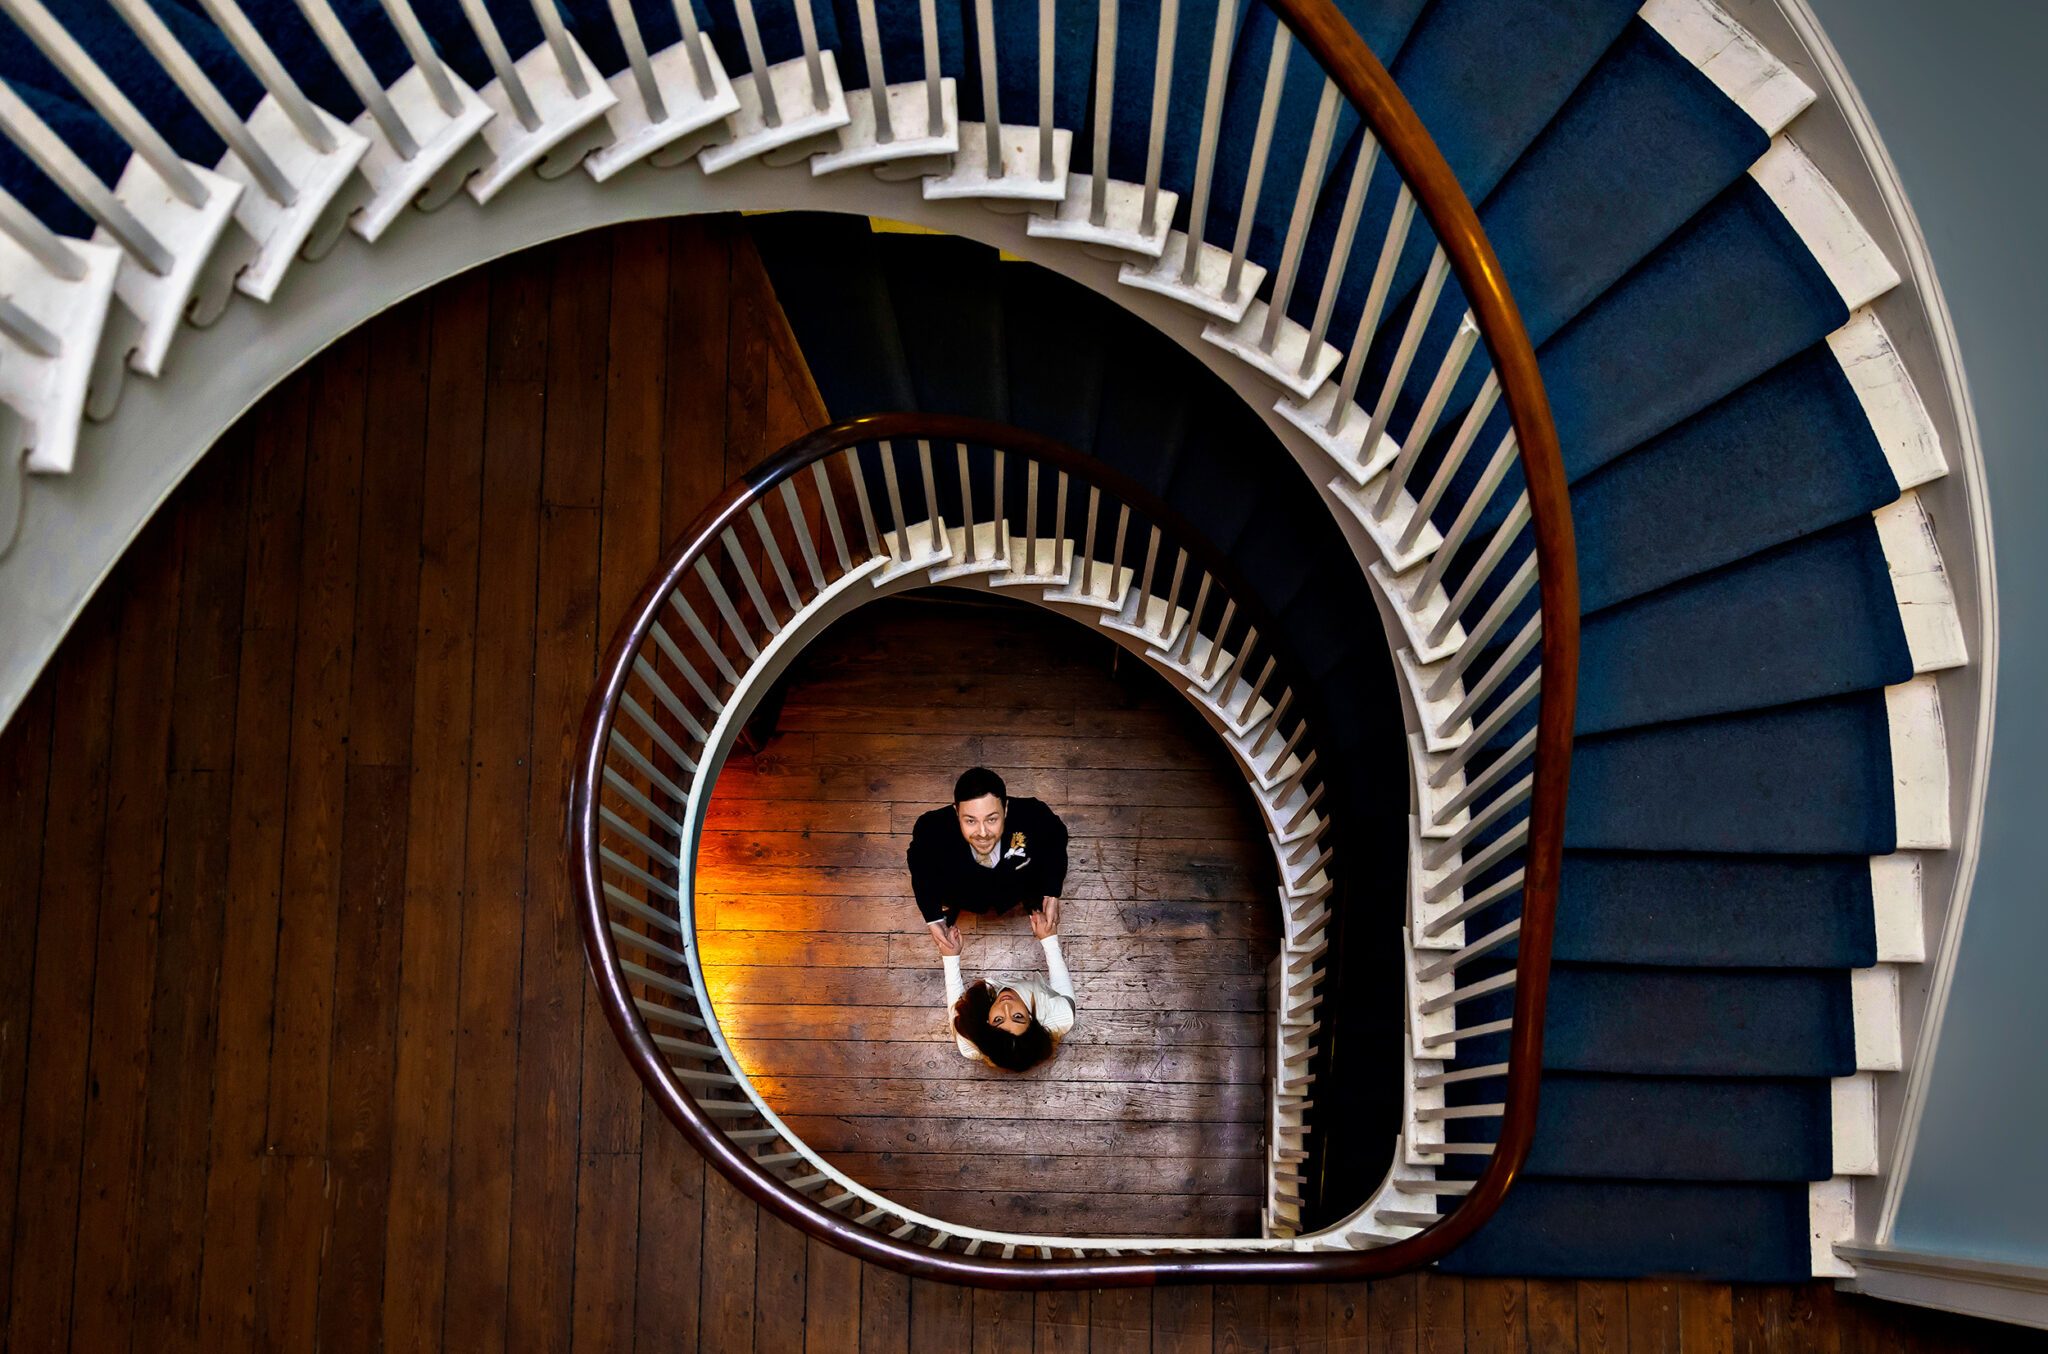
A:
699 0 849 174
1201 75 1343 397
595 0 739 180
292 0 492 243
1116 0 1253 304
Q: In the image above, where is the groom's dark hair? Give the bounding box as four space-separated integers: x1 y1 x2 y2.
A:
953 766 1007 805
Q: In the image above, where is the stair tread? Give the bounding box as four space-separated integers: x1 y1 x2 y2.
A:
1434 1178 1813 1281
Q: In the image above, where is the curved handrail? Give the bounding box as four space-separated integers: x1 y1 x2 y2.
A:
0 0 1580 1280
1265 0 1579 1267
573 404 1571 1284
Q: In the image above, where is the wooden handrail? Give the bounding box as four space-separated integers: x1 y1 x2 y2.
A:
575 0 1577 1289
576 415 1571 1285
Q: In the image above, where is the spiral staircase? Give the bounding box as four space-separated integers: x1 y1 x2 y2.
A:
0 0 1989 1291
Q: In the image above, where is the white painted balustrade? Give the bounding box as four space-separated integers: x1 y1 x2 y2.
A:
0 0 1570 1248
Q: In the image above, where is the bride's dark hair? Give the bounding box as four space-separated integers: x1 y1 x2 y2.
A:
953 980 1055 1072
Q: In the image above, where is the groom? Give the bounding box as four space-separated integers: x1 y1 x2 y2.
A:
907 767 1068 952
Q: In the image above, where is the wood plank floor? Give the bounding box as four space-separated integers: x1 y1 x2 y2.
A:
703 595 1280 1239
0 215 2021 1350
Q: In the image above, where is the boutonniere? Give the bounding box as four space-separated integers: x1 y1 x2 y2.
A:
1003 830 1029 865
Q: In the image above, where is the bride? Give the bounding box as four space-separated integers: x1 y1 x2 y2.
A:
933 903 1074 1071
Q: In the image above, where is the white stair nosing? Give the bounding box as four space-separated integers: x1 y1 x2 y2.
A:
989 535 1074 589
586 36 741 182
1409 733 1471 838
925 520 1011 582
1395 647 1472 753
921 122 1071 202
811 78 958 176
2 234 121 474
871 516 952 584
1749 137 1900 312
1026 173 1177 257
700 54 852 175
1201 301 1342 401
468 36 620 200
1828 309 1947 489
1278 386 1403 488
1810 1177 1858 1278
1851 964 1903 1072
344 65 495 242
1868 852 1926 964
204 97 368 309
1873 491 1967 674
1368 560 1464 665
1885 675 1951 850
95 157 243 380
1641 0 1816 137
1331 474 1444 575
1117 231 1267 325
1831 1073 1880 1176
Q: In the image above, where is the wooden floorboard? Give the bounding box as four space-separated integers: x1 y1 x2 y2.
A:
701 597 1279 1240
0 214 2016 1351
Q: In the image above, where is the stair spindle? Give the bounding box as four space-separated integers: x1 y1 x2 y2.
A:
1301 130 1377 378
0 82 173 274
1224 28 1292 304
1088 0 1118 223
106 0 294 202
1325 185 1415 437
454 0 542 130
1 0 211 207
378 0 467 116
1374 311 1480 519
812 458 853 571
1175 0 1241 285
1138 0 1179 237
1360 249 1453 485
1036 0 1056 180
607 0 670 123
1261 78 1341 353
189 0 338 151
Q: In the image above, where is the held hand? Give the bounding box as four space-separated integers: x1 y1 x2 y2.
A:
1038 895 1061 932
929 920 962 956
1029 906 1057 941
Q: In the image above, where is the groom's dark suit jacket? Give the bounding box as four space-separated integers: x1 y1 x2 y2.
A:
906 796 1070 924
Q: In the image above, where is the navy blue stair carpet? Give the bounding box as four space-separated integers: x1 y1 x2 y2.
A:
744 204 1896 1282
1 0 1919 1284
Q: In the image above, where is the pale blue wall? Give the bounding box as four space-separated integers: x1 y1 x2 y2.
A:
1803 0 2048 1266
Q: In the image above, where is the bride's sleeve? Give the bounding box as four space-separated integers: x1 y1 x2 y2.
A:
1038 935 1077 1037
941 954 983 1060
